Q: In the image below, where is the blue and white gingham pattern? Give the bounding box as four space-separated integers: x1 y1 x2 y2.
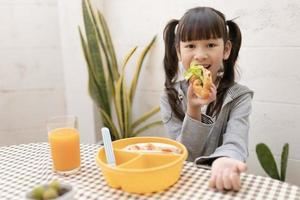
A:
0 143 299 200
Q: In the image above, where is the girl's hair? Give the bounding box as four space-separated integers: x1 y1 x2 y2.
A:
163 7 242 120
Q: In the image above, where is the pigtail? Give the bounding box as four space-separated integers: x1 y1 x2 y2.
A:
163 19 179 86
163 19 184 121
223 20 242 82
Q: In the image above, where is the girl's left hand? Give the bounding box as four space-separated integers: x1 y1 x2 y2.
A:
186 84 217 120
187 83 217 107
209 157 247 191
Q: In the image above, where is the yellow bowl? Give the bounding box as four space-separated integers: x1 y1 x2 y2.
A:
96 137 188 194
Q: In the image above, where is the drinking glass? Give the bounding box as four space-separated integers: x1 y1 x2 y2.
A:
47 115 81 174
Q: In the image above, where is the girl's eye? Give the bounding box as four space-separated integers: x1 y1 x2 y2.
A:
185 44 195 48
207 43 216 48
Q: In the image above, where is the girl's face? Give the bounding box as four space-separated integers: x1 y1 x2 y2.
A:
177 38 232 83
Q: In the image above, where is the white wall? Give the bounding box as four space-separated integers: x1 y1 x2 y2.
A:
0 0 65 145
0 0 100 145
102 0 300 185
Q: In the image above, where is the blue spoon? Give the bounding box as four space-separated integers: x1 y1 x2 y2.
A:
101 127 116 167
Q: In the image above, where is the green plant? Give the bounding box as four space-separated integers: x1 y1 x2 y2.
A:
256 143 289 181
79 0 162 140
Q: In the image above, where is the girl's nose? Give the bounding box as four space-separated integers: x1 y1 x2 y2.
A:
194 51 208 61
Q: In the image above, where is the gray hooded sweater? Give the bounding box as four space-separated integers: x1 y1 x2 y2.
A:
160 81 253 165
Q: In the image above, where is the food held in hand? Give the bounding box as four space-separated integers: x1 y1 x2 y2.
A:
183 61 213 98
123 142 182 154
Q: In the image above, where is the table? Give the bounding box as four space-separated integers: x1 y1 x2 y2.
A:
0 143 299 200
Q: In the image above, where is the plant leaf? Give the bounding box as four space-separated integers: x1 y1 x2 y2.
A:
129 36 156 103
80 3 116 139
86 0 115 98
119 47 138 137
82 0 110 116
256 143 280 180
280 143 289 181
122 80 131 138
115 46 141 138
79 28 103 110
78 28 90 67
99 109 120 140
114 74 125 136
87 68 103 110
97 11 119 81
121 47 138 71
132 106 160 129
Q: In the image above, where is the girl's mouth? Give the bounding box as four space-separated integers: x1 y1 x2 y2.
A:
192 62 211 70
202 64 211 69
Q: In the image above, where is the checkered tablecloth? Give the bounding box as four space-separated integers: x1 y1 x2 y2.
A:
0 143 299 200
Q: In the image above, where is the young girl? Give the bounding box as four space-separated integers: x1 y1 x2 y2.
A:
160 7 253 191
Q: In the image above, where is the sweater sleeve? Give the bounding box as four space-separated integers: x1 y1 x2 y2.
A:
160 91 214 161
195 92 253 165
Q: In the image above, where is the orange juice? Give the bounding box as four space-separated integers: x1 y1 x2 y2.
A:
48 127 81 172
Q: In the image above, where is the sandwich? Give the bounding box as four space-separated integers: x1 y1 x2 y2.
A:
183 61 213 98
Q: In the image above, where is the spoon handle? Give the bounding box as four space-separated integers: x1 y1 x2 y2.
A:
101 127 116 166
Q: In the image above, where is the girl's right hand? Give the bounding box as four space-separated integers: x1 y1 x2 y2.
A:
209 157 247 191
186 83 216 120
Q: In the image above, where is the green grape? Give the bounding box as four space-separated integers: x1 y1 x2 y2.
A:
32 185 44 200
49 180 60 191
43 187 58 199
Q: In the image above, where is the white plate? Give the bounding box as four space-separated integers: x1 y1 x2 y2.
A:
25 182 74 200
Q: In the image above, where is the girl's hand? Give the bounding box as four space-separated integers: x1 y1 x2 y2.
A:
209 157 247 191
186 83 216 120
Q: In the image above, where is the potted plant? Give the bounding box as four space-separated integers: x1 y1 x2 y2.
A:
256 143 289 181
79 0 162 140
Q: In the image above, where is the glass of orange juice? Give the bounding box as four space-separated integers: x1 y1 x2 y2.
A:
47 115 81 174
